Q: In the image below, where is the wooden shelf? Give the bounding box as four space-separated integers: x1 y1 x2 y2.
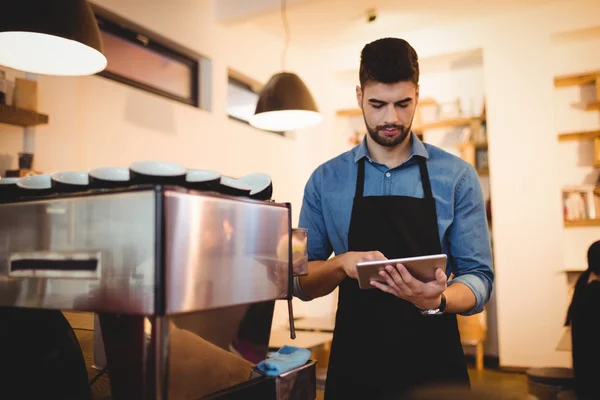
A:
414 117 484 132
336 108 362 117
4 169 42 178
0 104 48 127
561 267 587 273
477 167 489 176
336 104 439 117
335 107 486 130
564 218 600 227
457 141 488 151
558 129 600 141
572 100 600 111
554 70 600 88
558 71 600 229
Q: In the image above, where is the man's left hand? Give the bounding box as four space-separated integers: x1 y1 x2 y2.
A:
370 264 447 310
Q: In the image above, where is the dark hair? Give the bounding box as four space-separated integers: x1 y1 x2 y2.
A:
588 240 600 275
359 37 419 88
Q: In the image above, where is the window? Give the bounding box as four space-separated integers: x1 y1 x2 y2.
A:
226 75 259 125
91 4 209 109
226 69 284 136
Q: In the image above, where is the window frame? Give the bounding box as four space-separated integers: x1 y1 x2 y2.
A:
226 74 259 126
91 3 204 108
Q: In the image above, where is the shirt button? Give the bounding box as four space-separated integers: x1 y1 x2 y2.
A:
385 172 391 178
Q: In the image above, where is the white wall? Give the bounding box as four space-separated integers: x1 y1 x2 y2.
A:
322 0 600 368
483 20 569 370
0 0 340 329
418 62 500 360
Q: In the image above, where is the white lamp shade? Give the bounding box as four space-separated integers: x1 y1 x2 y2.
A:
249 110 323 132
0 0 106 76
0 32 106 76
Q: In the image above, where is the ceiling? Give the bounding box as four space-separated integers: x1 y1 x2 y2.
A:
217 0 562 51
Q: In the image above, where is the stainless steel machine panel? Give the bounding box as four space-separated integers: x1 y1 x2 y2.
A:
164 191 290 314
0 190 157 314
0 187 292 316
0 183 316 400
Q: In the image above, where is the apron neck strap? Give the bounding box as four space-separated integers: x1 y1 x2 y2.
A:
417 157 434 200
355 158 366 198
355 157 434 200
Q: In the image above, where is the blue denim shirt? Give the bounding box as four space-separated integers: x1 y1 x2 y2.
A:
294 133 494 316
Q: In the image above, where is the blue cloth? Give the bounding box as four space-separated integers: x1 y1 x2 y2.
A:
256 345 312 376
294 132 494 316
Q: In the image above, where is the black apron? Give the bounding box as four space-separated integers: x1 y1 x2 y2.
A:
324 157 470 400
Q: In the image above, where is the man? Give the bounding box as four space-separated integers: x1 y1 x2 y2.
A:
294 37 494 399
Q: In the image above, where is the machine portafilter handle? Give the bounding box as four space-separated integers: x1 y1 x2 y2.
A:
287 234 296 341
288 299 296 340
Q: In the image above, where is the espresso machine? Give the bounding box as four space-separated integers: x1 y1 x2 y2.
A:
0 184 315 399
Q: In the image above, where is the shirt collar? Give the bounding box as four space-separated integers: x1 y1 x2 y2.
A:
353 131 429 163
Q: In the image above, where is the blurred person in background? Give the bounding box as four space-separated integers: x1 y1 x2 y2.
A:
564 240 600 400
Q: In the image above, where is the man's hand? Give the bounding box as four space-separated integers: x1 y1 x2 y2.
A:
298 251 388 299
340 251 387 279
370 263 447 310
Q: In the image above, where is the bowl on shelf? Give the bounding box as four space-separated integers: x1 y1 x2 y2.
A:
218 176 252 197
238 173 273 201
185 169 221 191
129 161 187 185
17 174 53 197
51 171 90 193
89 167 131 189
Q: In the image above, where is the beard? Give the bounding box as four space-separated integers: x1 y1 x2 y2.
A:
363 114 414 148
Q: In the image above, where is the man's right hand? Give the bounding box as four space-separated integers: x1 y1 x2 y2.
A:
298 250 387 300
338 251 387 279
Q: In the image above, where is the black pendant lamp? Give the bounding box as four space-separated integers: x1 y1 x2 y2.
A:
0 0 106 76
249 72 322 131
249 0 322 132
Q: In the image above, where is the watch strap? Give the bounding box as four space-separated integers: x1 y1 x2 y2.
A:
419 293 446 315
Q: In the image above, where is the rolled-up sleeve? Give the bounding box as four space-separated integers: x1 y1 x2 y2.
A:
293 168 333 301
447 165 494 316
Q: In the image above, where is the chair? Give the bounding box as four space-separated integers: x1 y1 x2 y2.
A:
457 310 487 371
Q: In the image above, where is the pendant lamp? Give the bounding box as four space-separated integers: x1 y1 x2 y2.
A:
0 0 106 76
249 0 322 132
249 72 323 131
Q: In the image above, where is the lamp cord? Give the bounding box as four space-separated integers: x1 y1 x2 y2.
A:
281 0 290 71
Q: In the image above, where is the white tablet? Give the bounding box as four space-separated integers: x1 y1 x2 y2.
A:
356 254 447 289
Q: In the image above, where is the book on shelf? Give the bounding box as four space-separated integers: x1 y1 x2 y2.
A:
563 185 600 221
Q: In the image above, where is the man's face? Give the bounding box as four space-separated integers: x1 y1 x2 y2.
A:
356 81 419 147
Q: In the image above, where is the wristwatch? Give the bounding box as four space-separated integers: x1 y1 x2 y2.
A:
419 293 446 315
